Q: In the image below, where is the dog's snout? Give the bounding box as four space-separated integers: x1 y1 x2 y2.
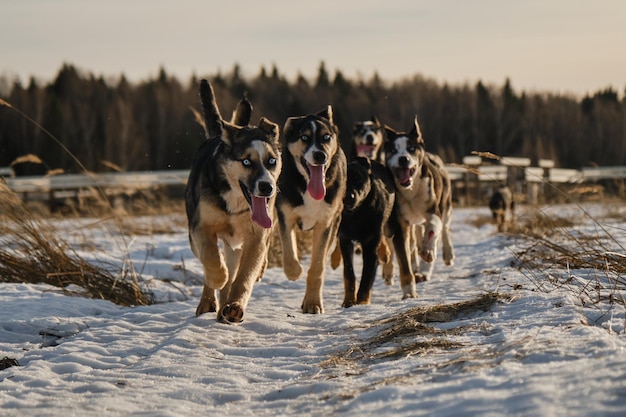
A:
312 151 327 165
365 133 375 144
258 181 274 197
398 155 411 167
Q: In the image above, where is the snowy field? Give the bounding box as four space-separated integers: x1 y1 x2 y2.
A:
1 203 625 417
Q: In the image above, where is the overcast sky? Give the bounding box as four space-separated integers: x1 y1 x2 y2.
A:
2 0 625 97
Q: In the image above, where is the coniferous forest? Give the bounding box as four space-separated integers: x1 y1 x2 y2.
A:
1 62 624 175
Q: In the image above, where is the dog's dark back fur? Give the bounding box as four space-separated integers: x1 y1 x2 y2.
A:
340 157 395 244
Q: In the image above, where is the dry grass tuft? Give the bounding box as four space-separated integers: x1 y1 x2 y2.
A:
512 204 626 307
0 185 154 307
325 293 513 366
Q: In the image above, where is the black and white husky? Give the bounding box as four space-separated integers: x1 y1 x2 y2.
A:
384 116 455 299
275 106 347 314
351 116 385 164
185 80 282 323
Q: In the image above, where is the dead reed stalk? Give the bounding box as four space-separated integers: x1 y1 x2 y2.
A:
0 185 154 306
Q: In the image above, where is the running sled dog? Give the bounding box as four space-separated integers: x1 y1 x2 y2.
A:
185 80 282 323
384 116 455 299
489 185 515 232
276 106 347 314
332 156 395 307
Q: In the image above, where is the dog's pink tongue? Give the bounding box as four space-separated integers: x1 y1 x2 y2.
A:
397 168 412 186
307 164 326 200
357 144 375 158
251 195 272 229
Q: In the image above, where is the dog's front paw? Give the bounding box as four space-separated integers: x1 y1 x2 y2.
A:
342 297 356 308
218 302 245 324
443 248 455 266
376 240 391 264
414 273 430 283
420 248 436 263
402 290 418 300
382 263 395 286
284 261 304 281
195 298 217 316
301 297 324 314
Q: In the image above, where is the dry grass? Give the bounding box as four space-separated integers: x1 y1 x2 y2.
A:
325 292 513 366
0 184 154 307
512 204 626 307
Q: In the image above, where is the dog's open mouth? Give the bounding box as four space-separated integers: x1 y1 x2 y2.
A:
394 167 416 187
239 182 272 229
357 144 377 158
306 162 326 200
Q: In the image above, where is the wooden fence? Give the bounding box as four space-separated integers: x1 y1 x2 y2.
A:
1 160 625 211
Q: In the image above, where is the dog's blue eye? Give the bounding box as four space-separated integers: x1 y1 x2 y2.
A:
242 158 251 166
300 134 308 141
408 147 416 152
322 134 331 142
268 158 276 165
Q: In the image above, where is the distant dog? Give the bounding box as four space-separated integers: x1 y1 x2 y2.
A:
276 106 347 314
384 116 455 299
489 185 515 232
185 80 282 323
331 157 395 307
351 117 385 164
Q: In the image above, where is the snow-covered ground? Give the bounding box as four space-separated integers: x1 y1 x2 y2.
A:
1 204 625 417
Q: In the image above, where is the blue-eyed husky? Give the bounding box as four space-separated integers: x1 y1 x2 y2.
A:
185 80 282 323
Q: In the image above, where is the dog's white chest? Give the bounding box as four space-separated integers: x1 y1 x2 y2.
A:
294 196 335 231
397 177 431 225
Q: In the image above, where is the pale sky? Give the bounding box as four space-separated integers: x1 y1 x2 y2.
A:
2 0 625 97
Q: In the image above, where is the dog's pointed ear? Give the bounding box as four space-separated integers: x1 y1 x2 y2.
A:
371 116 381 126
258 117 280 143
410 115 425 145
283 116 301 140
317 105 333 124
199 79 224 139
383 125 397 142
231 95 253 127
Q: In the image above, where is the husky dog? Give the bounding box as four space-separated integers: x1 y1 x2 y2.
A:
185 80 282 323
384 116 455 299
489 185 515 232
276 106 347 314
351 116 385 164
332 157 395 307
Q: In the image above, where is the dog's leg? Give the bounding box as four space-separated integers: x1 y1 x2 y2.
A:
192 230 228 316
218 231 268 324
412 224 422 278
418 214 443 281
302 218 339 313
278 215 303 280
381 236 395 285
376 238 391 265
441 206 455 266
330 237 342 270
392 224 417 299
218 245 242 310
356 241 379 305
340 237 357 308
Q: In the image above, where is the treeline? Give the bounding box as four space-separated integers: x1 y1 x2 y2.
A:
1 62 625 175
